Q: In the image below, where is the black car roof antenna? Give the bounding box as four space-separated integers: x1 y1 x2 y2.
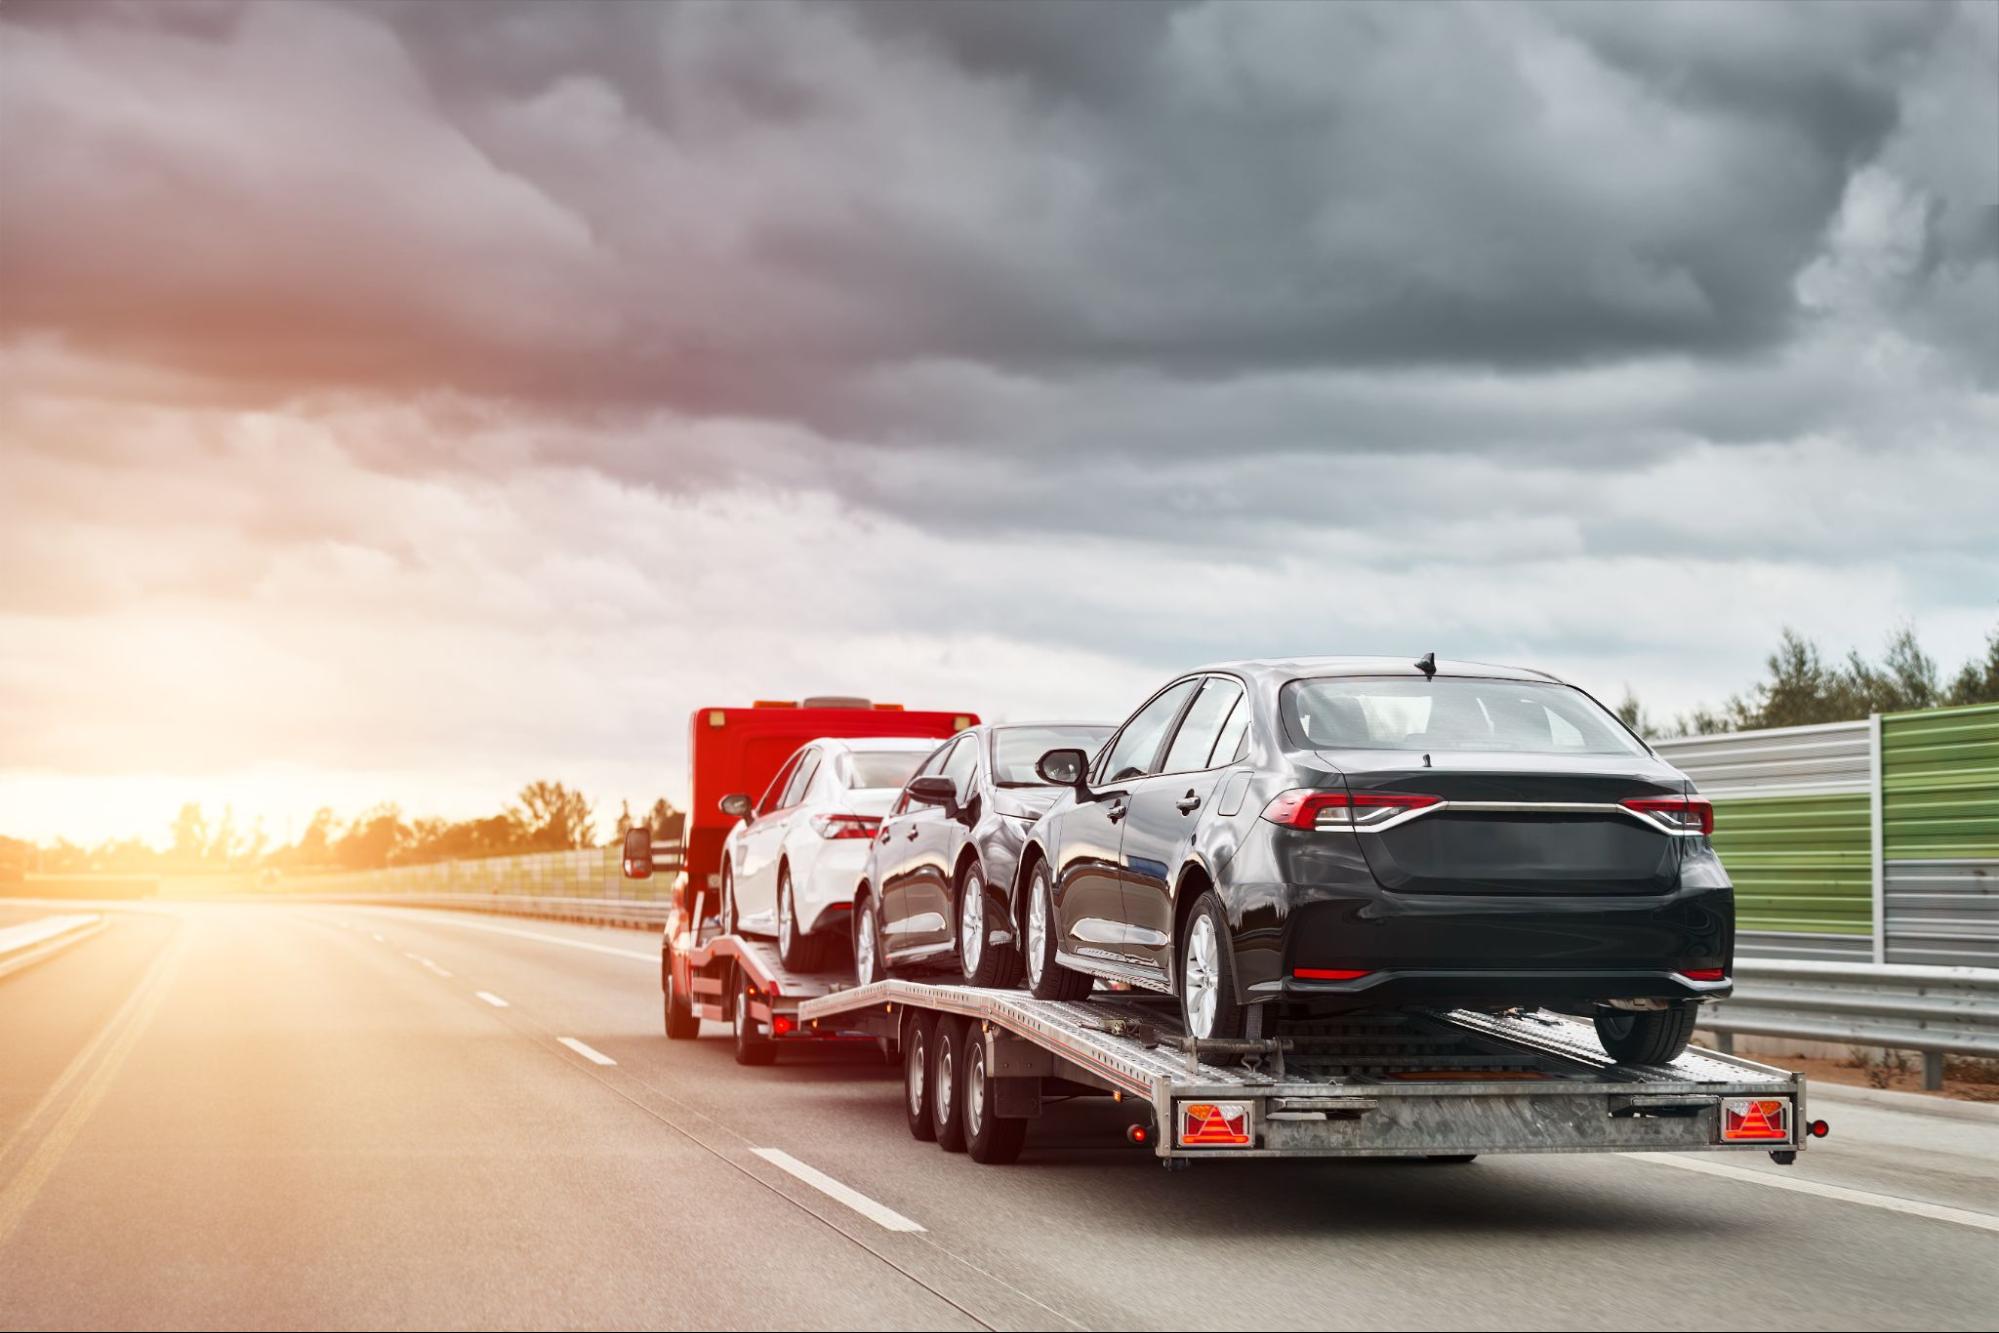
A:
1415 652 1437 679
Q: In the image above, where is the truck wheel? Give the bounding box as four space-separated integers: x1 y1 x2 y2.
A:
903 1011 937 1142
776 868 826 972
662 956 699 1040
960 1027 1029 1165
958 863 1022 989
1593 1003 1697 1064
732 972 777 1066
931 1016 969 1153
1179 892 1246 1040
1023 862 1092 1002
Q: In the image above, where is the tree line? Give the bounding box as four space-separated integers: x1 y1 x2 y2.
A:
10 781 684 877
1619 621 1999 739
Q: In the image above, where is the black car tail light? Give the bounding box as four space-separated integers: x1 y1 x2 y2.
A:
1260 789 1442 829
1620 795 1714 835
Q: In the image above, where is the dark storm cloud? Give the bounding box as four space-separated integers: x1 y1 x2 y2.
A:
5 0 1991 439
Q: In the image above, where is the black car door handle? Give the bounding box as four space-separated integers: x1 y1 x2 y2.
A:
1106 802 1128 824
1176 792 1201 814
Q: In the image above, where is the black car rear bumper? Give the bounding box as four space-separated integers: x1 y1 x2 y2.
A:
1249 966 1733 1008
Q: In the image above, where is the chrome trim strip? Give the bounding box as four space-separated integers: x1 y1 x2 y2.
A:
1316 799 1704 836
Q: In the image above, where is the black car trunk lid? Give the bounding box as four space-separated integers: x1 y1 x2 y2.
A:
1317 749 1693 896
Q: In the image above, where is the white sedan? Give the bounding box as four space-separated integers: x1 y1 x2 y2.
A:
719 736 939 969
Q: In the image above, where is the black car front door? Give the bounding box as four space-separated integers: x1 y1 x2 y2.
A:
1119 676 1247 979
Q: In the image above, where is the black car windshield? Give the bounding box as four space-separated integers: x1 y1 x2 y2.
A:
1281 677 1647 756
847 750 928 789
992 725 1115 786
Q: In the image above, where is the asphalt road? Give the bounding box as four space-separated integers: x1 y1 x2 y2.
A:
2 903 1993 1331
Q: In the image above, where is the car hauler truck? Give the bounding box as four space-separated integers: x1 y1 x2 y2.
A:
623 698 976 1062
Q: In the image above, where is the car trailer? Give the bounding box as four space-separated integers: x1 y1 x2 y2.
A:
663 930 885 1066
793 979 1829 1167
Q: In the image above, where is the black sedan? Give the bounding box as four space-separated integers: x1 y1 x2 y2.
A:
853 722 1112 988
1015 657 1733 1063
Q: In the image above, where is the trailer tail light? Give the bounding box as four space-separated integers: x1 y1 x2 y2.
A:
1294 968 1373 981
1178 1101 1252 1147
1720 1097 1790 1143
811 813 881 840
771 1014 795 1037
1621 795 1714 835
1261 789 1441 829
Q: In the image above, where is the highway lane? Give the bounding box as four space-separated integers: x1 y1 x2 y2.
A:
3 903 1995 1331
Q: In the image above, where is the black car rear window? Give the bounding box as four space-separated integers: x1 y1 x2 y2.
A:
1281 677 1646 756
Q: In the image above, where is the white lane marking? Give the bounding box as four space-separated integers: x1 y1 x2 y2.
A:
403 952 453 978
475 991 510 1008
751 1148 926 1233
1630 1152 1999 1235
558 1037 617 1066
360 910 654 962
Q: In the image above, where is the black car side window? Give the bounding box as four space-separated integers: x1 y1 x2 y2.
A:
1100 679 1200 783
1160 677 1245 775
942 734 979 795
895 742 953 815
1209 691 1252 767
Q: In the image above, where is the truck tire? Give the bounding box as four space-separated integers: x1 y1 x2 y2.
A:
958 863 1022 989
1593 1003 1698 1064
1179 892 1245 1040
776 867 826 972
732 972 777 1066
662 956 699 1040
903 1011 937 1142
931 1016 970 1153
959 1026 1029 1165
1023 862 1092 1002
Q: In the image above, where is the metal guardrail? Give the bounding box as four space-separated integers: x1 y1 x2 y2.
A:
320 892 671 931
1705 959 1999 1088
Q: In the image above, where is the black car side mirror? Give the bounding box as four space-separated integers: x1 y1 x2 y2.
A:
621 827 653 880
720 792 752 820
906 775 960 819
1035 747 1090 796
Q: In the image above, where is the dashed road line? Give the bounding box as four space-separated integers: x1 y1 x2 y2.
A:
558 1037 617 1066
474 991 510 1008
752 1148 926 1233
402 952 453 978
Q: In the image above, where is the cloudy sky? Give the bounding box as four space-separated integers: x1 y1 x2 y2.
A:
3 0 1995 847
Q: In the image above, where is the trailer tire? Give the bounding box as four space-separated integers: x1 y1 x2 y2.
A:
731 971 777 1067
958 862 1021 989
932 1017 970 1153
903 1011 938 1142
960 1029 1029 1165
1593 1003 1698 1064
1023 861 1092 1002
776 867 827 972
662 956 699 1040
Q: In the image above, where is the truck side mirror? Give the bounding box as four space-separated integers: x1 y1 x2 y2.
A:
621 827 653 880
720 792 752 819
906 775 960 819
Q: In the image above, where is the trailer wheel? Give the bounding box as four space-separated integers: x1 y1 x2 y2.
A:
932 1017 971 1153
1593 1003 1697 1064
960 1028 1029 1165
776 867 827 972
662 956 699 1040
902 1011 937 1142
1023 862 1092 1002
731 972 777 1066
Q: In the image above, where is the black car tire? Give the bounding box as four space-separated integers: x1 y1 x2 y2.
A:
959 1025 1029 1165
1023 861 1092 1002
662 957 699 1039
931 1016 970 1153
903 1011 937 1142
731 971 777 1067
1593 1003 1698 1064
853 892 887 986
1179 891 1247 1040
776 867 826 972
958 862 1022 989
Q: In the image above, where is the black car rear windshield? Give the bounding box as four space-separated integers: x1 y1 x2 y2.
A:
992 725 1114 786
1280 677 1647 756
848 750 927 789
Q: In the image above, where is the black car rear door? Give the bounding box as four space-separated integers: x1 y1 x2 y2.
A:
1119 676 1246 978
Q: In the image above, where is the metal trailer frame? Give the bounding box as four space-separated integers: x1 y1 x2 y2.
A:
670 924 883 1051
797 979 1818 1164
